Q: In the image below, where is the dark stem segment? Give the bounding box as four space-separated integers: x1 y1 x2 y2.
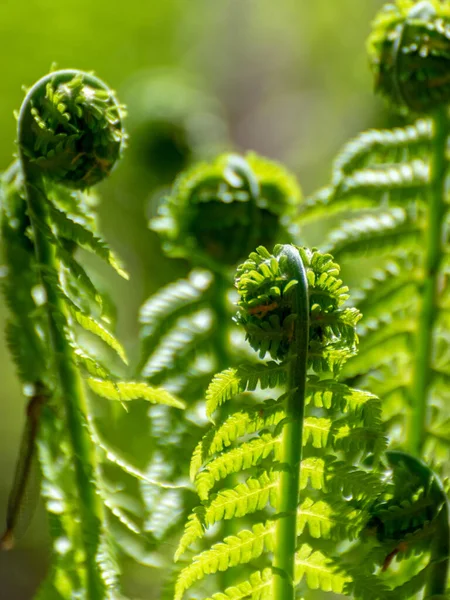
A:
408 107 448 456
427 497 450 597
0 386 48 550
273 245 309 600
18 77 107 596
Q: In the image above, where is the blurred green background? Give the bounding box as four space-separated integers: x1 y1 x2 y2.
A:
0 1 387 597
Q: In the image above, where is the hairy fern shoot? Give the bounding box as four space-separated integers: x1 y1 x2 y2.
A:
0 70 183 599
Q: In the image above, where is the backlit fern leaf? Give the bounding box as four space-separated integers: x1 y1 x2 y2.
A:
325 209 421 262
294 544 350 593
174 522 275 600
176 471 277 560
206 568 273 600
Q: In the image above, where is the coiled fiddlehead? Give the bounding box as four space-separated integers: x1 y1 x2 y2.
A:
368 0 450 113
1 70 183 599
152 151 301 268
174 244 387 600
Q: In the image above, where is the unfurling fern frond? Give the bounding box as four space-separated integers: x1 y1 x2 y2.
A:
0 70 183 599
174 244 387 600
299 0 450 470
138 153 302 545
354 451 450 599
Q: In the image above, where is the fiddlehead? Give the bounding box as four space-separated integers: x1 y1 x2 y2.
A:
174 244 386 600
152 151 300 268
368 0 450 114
1 70 183 599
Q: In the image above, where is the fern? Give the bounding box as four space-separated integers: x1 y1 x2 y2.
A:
138 152 302 546
0 70 183 599
298 0 450 473
174 244 387 600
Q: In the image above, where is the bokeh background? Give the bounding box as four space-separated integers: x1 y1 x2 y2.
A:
0 1 388 597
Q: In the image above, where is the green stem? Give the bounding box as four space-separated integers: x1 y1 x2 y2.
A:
273 245 309 600
18 102 106 597
408 106 448 456
212 271 237 590
426 498 450 597
212 272 230 372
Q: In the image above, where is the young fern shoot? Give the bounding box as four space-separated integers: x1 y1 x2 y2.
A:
0 70 183 599
174 244 387 600
299 0 450 467
138 153 301 544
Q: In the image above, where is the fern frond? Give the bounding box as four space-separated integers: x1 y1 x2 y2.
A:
177 244 386 598
325 209 421 261
174 522 274 600
205 568 273 600
176 472 277 561
294 544 350 593
195 433 279 501
86 378 185 408
46 199 128 279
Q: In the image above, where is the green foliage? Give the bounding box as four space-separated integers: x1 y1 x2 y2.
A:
174 244 387 599
299 1 450 475
138 153 302 547
0 70 183 599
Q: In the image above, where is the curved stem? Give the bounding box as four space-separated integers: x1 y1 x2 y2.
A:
18 73 108 598
408 107 448 456
273 245 309 600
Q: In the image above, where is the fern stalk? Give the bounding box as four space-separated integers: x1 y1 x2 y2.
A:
17 72 109 597
272 246 309 599
212 272 230 372
428 496 450 597
409 106 448 457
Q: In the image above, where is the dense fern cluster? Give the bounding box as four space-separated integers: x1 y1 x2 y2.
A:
174 245 388 599
1 1 450 596
1 70 183 598
299 3 450 472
